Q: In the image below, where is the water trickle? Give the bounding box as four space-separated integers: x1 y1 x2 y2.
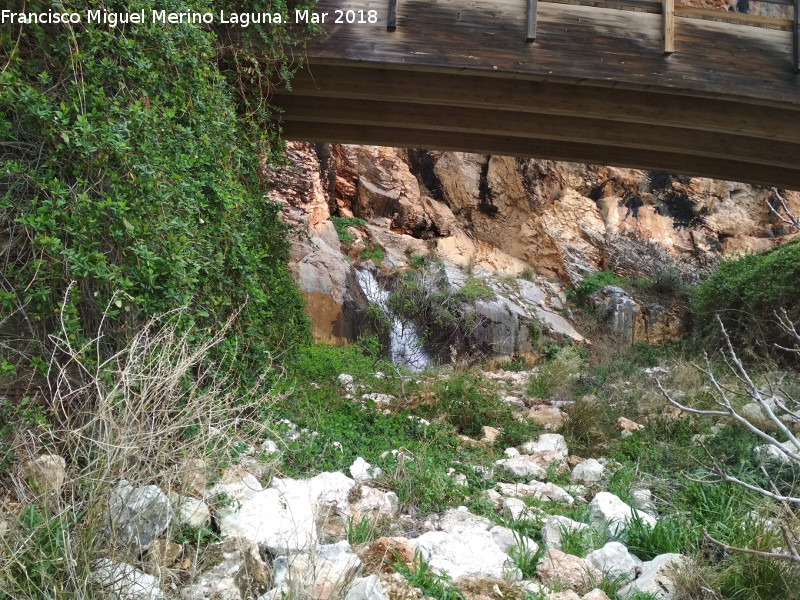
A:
356 269 432 372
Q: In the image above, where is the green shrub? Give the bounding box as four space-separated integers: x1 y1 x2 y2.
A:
520 264 537 281
456 277 495 303
331 216 368 243
0 0 316 390
421 371 519 438
577 270 625 299
360 243 385 266
691 243 800 357
526 347 584 400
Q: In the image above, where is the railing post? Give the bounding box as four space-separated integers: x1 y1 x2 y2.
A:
794 0 799 73
663 0 675 56
526 0 538 43
388 0 398 31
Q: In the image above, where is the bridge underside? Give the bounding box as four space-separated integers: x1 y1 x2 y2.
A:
274 0 800 189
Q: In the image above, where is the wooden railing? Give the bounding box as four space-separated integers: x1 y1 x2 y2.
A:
384 0 799 72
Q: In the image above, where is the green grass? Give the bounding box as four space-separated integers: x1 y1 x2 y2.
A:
508 533 544 578
391 551 466 600
616 514 694 561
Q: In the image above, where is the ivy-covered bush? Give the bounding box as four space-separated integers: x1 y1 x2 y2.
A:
691 242 800 357
1 0 316 387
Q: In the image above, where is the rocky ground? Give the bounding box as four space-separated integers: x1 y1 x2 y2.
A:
6 348 798 600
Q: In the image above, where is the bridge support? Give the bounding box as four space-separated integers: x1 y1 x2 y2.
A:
387 0 397 31
526 0 538 43
794 0 799 73
663 0 675 56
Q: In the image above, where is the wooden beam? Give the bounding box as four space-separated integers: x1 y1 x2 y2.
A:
387 0 397 31
274 95 800 169
306 0 800 106
278 65 800 143
527 0 538 42
280 121 800 189
663 0 675 56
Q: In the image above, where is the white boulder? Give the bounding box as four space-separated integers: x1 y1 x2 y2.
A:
540 515 589 551
570 459 604 485
589 492 656 535
618 553 686 599
586 542 642 579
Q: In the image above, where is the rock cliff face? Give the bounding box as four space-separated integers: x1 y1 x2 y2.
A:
268 143 799 351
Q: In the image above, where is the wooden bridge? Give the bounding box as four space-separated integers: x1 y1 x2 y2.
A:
273 0 800 189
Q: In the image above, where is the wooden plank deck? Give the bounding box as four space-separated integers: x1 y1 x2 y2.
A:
275 0 800 188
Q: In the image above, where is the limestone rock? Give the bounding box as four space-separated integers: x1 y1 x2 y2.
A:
495 456 547 479
631 489 657 514
521 434 569 457
18 454 66 495
107 481 171 553
589 492 656 536
618 553 686 599
588 286 682 344
523 406 567 431
272 541 363 600
489 524 538 555
411 529 516 580
168 493 211 529
570 459 604 485
179 458 211 496
149 539 182 567
378 572 424 600
496 481 574 504
346 575 391 600
501 497 530 521
92 558 165 600
480 426 501 443
208 471 264 507
582 590 612 600
536 549 602 593
355 536 416 574
455 575 515 600
754 440 800 466
585 542 641 579
616 417 644 433
350 457 375 482
351 486 400 521
541 515 589 551
438 507 492 534
181 537 271 600
548 592 581 600
217 484 315 555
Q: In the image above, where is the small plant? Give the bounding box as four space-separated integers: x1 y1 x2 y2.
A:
331 216 368 243
577 270 626 299
360 242 385 266
345 514 391 545
175 524 220 546
391 550 466 600
616 514 691 562
456 277 495 303
520 264 537 281
508 532 544 578
559 525 596 558
526 347 584 400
